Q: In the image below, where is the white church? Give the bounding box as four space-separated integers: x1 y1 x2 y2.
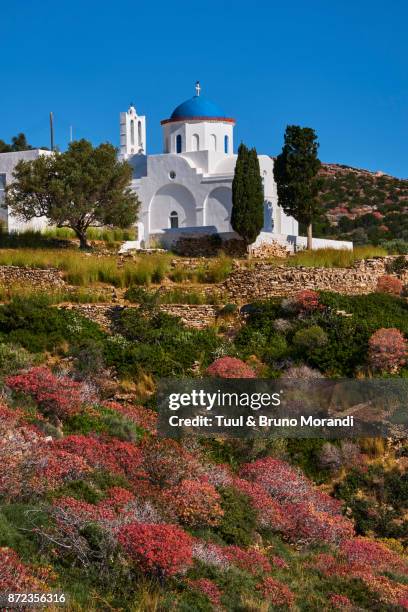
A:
119 82 350 251
0 83 351 251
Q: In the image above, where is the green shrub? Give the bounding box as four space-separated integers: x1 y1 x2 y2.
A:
292 326 328 351
0 298 104 353
382 239 408 254
71 338 106 377
0 343 35 376
215 486 257 546
318 292 408 335
263 334 289 363
124 286 158 305
386 255 408 274
217 303 237 318
104 309 219 378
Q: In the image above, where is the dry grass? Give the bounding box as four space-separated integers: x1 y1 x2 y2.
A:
0 249 172 287
286 245 387 268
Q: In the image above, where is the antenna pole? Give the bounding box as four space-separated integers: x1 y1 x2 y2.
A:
50 112 54 151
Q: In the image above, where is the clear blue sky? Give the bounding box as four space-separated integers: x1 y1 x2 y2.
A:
1 0 407 177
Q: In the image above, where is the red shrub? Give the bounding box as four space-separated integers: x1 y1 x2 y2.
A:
340 538 408 576
29 448 91 494
101 487 136 511
295 289 320 311
329 594 353 609
359 573 408 607
117 522 193 578
239 458 311 505
232 477 290 531
0 548 52 591
376 275 403 295
6 367 82 419
206 356 256 379
141 438 203 487
256 577 295 607
239 457 353 545
224 545 271 575
188 578 222 607
368 328 407 373
164 479 223 527
272 556 289 569
52 496 117 527
284 502 354 546
54 435 143 481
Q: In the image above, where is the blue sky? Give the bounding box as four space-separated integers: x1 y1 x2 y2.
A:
1 0 407 177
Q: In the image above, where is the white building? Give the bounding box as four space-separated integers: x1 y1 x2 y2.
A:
120 83 351 251
0 149 52 232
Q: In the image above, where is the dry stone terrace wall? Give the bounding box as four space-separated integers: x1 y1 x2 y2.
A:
223 257 407 302
64 304 219 331
0 265 65 288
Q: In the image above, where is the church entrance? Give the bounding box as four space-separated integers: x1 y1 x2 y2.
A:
149 184 196 232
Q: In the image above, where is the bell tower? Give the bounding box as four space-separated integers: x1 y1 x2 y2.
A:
120 103 146 159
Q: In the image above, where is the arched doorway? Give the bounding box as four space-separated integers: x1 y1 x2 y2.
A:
149 184 196 232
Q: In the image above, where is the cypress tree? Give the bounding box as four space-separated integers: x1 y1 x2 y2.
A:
231 143 264 252
274 126 323 249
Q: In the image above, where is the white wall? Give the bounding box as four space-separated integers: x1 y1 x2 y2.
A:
204 186 233 231
0 149 53 232
162 119 234 155
149 183 196 231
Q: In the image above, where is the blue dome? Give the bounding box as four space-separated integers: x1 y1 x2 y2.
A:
170 95 226 120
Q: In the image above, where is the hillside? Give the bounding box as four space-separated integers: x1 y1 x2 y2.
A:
318 163 408 246
0 245 407 610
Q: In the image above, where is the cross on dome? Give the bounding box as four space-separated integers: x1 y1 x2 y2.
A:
195 81 201 96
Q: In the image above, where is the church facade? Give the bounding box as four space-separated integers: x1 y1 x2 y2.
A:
119 83 300 250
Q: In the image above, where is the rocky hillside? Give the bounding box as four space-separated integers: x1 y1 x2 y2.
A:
318 163 408 245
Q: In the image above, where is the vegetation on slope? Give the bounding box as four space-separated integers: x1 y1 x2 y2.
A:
0 282 407 610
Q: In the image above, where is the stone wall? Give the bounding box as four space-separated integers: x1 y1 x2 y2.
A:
65 303 218 331
0 265 65 288
223 257 406 302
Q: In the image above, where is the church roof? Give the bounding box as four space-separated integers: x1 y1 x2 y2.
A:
161 84 235 124
170 95 226 120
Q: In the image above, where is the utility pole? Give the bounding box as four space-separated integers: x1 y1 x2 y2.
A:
50 112 54 151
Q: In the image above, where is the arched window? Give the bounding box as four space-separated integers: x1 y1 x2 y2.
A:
170 210 179 229
224 134 229 154
210 134 216 151
138 121 142 146
192 133 199 151
176 134 182 153
130 120 135 146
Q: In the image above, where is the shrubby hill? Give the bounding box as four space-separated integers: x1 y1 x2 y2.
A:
0 278 408 610
316 163 408 246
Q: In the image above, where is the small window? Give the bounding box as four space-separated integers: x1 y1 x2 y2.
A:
192 133 199 151
224 134 229 154
176 134 182 153
170 210 179 228
130 119 135 146
169 170 176 180
138 121 142 146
